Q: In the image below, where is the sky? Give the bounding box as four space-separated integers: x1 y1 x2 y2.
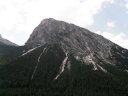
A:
0 0 128 49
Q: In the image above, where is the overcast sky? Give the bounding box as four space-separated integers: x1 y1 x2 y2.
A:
0 0 128 49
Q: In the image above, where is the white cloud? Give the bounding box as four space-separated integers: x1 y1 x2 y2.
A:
96 31 128 49
106 21 116 28
111 33 128 49
125 0 128 8
0 0 114 45
107 0 115 4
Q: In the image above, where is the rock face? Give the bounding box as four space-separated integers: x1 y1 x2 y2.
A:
26 18 128 69
0 18 128 96
26 18 113 63
26 18 113 49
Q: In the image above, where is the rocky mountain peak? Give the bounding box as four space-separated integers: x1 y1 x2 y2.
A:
40 18 58 25
25 18 116 63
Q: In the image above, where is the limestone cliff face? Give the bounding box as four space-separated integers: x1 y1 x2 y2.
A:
25 18 115 62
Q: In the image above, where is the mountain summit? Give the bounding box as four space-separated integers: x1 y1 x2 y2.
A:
26 18 113 49
26 18 114 62
0 18 128 96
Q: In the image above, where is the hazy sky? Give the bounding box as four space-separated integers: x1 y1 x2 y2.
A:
0 0 128 49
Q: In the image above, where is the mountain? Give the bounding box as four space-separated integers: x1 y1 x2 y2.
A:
0 35 23 64
0 18 128 96
0 34 17 46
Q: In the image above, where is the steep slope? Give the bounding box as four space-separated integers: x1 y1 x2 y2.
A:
0 18 128 96
0 35 23 64
0 34 17 46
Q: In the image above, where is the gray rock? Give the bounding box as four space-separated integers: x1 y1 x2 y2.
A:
26 18 114 60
